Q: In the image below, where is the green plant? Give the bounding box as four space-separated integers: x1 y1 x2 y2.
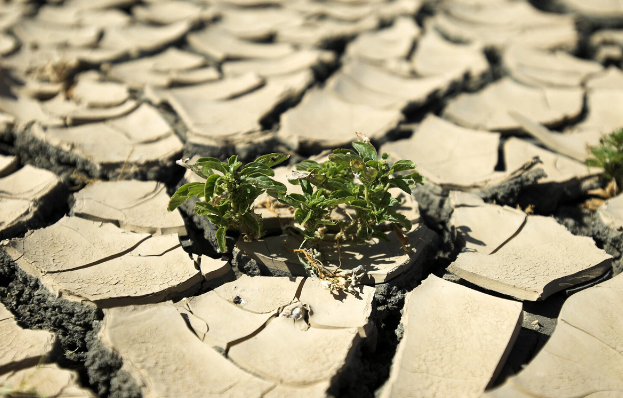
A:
279 138 424 283
587 128 623 187
168 153 290 252
283 139 423 245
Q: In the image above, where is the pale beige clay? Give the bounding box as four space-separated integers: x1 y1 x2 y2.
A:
598 194 623 231
72 180 186 235
380 275 522 398
411 28 489 89
0 155 18 177
449 194 612 300
4 217 202 307
99 21 192 56
161 71 312 145
278 88 403 150
570 89 623 135
382 115 503 189
486 273 623 397
556 0 623 20
108 47 220 89
328 59 463 110
276 15 378 47
132 1 215 25
504 137 600 184
503 45 603 88
100 274 374 397
432 2 577 51
509 112 603 163
31 104 183 172
222 49 336 78
188 27 295 61
0 364 96 398
0 303 55 373
587 66 623 90
449 192 527 255
71 78 130 108
236 225 437 284
0 165 62 239
443 78 584 132
346 17 420 63
215 7 302 40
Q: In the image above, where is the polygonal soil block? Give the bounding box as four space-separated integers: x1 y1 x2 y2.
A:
570 89 623 134
509 112 603 163
443 78 583 132
236 225 437 284
71 180 186 235
0 165 65 240
277 88 403 151
380 275 523 398
346 17 420 63
99 275 375 397
381 115 503 189
108 47 220 88
0 303 55 373
0 364 95 398
504 137 600 184
275 15 379 47
3 217 205 307
411 28 489 89
99 20 192 56
327 59 463 111
432 2 577 51
222 49 336 78
449 195 612 300
485 273 623 397
0 154 18 177
502 45 603 88
28 103 183 180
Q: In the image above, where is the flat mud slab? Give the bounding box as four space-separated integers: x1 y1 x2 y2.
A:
448 193 613 301
502 45 603 88
411 27 490 90
486 273 623 397
327 59 462 112
3 217 205 308
0 164 67 240
380 275 522 398
95 276 375 397
71 180 186 235
381 115 503 190
16 104 183 182
432 2 578 51
236 225 437 284
443 78 584 132
0 363 96 398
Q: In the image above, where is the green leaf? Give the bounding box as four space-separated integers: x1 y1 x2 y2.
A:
390 159 416 173
241 163 275 177
391 177 412 194
206 214 223 225
300 179 313 197
216 226 227 253
246 175 287 192
296 160 320 171
333 148 358 155
194 201 219 215
329 153 361 164
241 212 262 238
387 209 411 231
167 182 205 211
204 174 221 200
254 153 290 168
352 141 377 160
195 157 228 174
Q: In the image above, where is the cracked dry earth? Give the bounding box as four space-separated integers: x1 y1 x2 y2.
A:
1 0 623 397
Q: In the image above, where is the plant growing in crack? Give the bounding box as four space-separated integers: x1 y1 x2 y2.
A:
279 136 424 293
167 153 290 253
586 127 623 197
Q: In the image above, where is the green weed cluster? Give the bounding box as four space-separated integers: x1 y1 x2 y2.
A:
587 128 623 186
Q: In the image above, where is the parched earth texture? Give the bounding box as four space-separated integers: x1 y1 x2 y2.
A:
1 0 623 397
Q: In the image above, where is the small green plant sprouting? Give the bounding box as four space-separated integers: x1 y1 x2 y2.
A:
168 153 290 252
166 136 424 294
587 128 623 189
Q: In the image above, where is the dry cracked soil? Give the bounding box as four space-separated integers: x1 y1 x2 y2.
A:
0 0 623 397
